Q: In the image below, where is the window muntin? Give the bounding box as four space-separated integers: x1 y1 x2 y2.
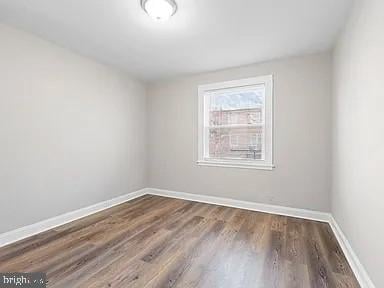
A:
198 76 274 169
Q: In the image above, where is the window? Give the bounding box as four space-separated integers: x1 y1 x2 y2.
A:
230 134 240 147
197 75 274 170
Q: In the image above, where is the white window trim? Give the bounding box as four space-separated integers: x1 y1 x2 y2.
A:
197 75 275 170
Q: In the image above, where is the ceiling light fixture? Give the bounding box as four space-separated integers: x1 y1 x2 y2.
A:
141 0 177 21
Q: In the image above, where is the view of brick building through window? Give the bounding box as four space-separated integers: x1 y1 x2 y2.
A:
207 87 265 161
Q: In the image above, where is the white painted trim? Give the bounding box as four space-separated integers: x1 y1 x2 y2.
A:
0 186 375 287
148 188 331 222
197 75 274 170
198 76 272 91
0 188 147 248
329 216 376 288
148 188 375 288
197 160 275 170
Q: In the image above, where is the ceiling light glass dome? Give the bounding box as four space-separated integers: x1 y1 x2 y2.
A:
141 0 177 21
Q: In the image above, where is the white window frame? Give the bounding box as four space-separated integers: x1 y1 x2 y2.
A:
197 75 274 170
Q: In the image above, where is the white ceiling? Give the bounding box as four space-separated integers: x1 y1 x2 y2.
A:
0 0 352 81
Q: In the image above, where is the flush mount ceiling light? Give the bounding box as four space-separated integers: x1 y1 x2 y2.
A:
141 0 177 21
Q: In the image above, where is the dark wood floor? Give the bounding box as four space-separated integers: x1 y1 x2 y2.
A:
0 195 360 288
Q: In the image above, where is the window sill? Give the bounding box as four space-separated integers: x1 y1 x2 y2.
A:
196 160 275 170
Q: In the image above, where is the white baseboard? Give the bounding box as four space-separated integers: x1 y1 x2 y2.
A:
0 187 375 288
0 188 147 248
147 188 332 222
329 216 376 288
148 188 375 288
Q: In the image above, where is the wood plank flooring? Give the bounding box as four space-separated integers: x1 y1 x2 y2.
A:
0 195 360 288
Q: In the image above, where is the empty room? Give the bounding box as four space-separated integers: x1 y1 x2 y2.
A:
0 0 382 287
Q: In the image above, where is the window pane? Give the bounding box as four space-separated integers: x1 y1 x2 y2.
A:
208 127 264 160
207 85 266 161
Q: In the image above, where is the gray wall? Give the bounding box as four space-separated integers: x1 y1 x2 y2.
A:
148 53 332 212
0 24 147 233
332 0 384 286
